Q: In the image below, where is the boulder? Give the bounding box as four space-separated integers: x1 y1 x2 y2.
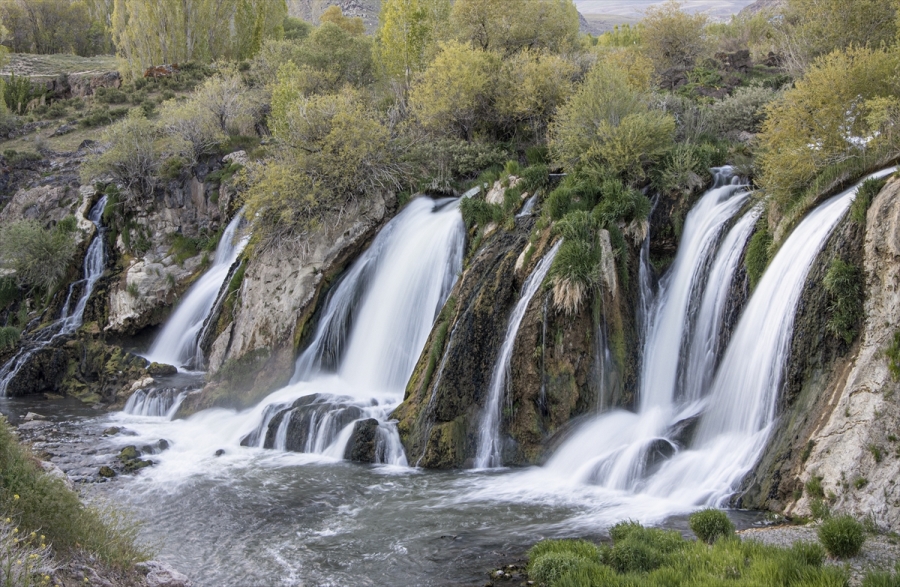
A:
136 561 193 587
344 419 379 463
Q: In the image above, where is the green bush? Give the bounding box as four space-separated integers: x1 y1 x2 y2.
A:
607 539 663 573
0 219 78 292
708 85 779 135
520 164 550 194
790 541 826 566
529 552 586 585
850 177 888 225
818 515 865 558
459 197 503 231
806 475 826 499
689 508 735 544
609 520 643 542
2 74 35 115
823 258 863 344
0 327 19 351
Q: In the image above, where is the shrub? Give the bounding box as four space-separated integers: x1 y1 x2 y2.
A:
608 520 643 542
886 330 900 381
818 515 865 558
791 541 826 566
606 539 663 573
528 539 600 564
823 259 863 344
528 552 585 584
519 164 550 194
554 562 618 587
850 177 888 225
810 498 831 521
806 475 826 498
459 198 502 231
689 508 735 544
0 219 78 292
2 74 35 115
708 85 780 135
0 327 19 351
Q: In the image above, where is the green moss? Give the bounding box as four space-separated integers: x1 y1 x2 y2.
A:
745 221 772 290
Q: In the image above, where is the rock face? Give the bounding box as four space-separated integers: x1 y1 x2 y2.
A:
395 206 639 468
786 177 900 530
287 0 380 32
186 194 390 412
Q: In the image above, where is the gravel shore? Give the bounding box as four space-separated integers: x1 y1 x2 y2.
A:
739 525 900 585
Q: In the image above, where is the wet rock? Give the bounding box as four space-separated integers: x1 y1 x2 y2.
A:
214 449 226 457
147 363 178 377
98 466 116 478
102 427 121 436
40 460 74 489
123 459 152 472
344 419 379 463
119 445 140 461
140 440 170 455
136 560 193 587
23 412 45 421
18 420 52 431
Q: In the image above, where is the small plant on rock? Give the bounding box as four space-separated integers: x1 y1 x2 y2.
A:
818 515 865 558
689 508 735 544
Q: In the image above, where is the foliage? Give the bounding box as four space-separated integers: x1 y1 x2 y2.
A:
707 10 778 60
528 539 601 563
0 0 110 56
111 0 287 75
549 59 675 184
756 47 900 209
283 16 311 41
2 74 36 115
157 99 225 165
689 508 736 544
551 211 602 314
780 0 897 75
0 219 77 292
81 109 169 202
319 5 365 35
640 1 710 80
0 327 18 351
850 177 888 225
530 552 590 585
862 569 900 587
886 330 900 381
595 24 642 48
409 41 498 139
406 138 508 190
376 0 450 83
530 524 851 587
189 69 260 136
708 85 780 136
450 0 580 54
0 417 145 565
459 197 502 231
0 517 55 587
745 219 772 290
244 86 402 248
818 515 865 558
823 259 864 344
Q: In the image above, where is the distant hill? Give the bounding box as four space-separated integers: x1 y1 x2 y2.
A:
739 0 785 14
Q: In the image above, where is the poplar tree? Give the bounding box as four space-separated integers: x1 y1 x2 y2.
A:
376 0 450 86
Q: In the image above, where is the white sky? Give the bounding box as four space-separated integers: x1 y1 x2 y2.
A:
573 0 757 19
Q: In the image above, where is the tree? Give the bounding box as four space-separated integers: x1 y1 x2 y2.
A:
319 4 365 35
780 0 897 75
190 69 261 135
640 0 709 82
158 98 225 165
0 0 104 55
111 0 287 75
408 41 499 139
81 109 170 202
244 86 404 248
549 59 675 183
450 0 580 54
756 47 900 206
376 0 450 85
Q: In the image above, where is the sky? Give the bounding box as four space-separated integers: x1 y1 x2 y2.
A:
573 0 757 20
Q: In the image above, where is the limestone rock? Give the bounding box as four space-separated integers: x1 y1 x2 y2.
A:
136 561 193 587
791 177 900 530
344 419 379 463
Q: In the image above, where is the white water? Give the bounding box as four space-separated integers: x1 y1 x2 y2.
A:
115 197 465 466
0 196 108 396
146 213 248 370
493 167 897 515
124 387 189 418
475 240 561 468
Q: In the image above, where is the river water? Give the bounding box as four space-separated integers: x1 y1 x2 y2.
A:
0 395 766 586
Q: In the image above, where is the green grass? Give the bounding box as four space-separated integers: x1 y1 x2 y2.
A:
818 515 865 559
528 520 851 587
0 417 146 567
850 177 888 225
823 259 863 344
689 508 736 544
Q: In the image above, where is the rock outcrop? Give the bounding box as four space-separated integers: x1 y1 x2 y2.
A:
786 177 900 530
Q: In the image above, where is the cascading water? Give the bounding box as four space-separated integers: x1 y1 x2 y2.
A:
239 197 465 463
124 387 190 418
0 196 108 396
540 168 754 489
146 212 248 370
475 240 561 468
533 167 897 511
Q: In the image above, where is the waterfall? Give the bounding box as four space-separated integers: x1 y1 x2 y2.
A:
475 240 561 468
124 386 190 418
240 197 466 463
146 212 248 370
538 167 896 509
542 168 752 488
0 196 108 396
